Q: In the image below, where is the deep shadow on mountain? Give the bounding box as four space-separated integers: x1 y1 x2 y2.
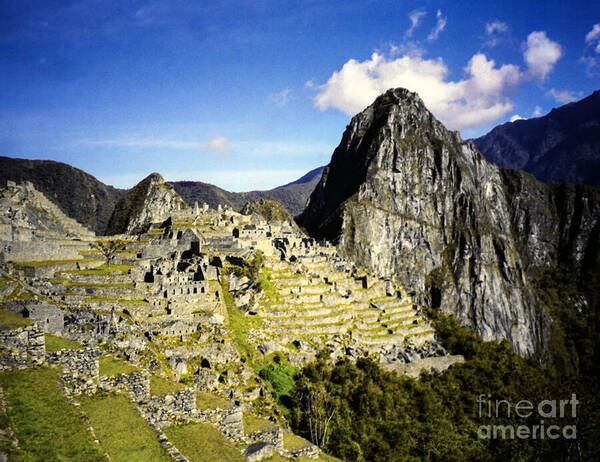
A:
473 90 600 188
0 156 125 234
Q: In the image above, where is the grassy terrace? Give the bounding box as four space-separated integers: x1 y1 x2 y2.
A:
0 307 31 329
243 412 275 434
79 393 171 462
223 280 262 363
165 422 244 462
45 333 83 352
0 367 106 461
10 259 103 267
64 282 135 289
0 378 21 461
83 297 149 306
99 355 139 376
196 391 231 410
59 263 134 275
149 375 185 396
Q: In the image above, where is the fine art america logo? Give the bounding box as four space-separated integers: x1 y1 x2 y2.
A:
477 394 578 440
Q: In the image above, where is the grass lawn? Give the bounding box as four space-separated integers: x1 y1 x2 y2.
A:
222 280 262 364
263 452 341 462
60 263 133 275
196 391 231 410
11 259 102 267
0 308 31 329
164 422 244 462
243 412 275 434
65 282 135 289
79 393 170 462
149 375 184 396
45 333 83 352
98 355 139 376
0 367 106 461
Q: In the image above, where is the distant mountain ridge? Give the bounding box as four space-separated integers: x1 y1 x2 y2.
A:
473 89 600 188
0 156 125 235
170 166 324 217
0 155 324 234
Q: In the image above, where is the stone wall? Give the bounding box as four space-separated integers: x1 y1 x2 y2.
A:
0 238 84 263
47 348 100 395
99 370 150 401
138 388 196 428
24 303 65 334
0 325 45 369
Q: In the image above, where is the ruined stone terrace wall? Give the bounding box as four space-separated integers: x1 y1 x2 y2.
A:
99 370 150 401
0 239 83 262
47 348 100 395
0 325 45 368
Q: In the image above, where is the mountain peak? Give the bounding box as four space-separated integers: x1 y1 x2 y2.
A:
143 172 165 183
106 172 186 235
299 88 544 356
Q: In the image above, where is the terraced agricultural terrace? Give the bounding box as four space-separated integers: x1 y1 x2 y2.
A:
0 180 459 461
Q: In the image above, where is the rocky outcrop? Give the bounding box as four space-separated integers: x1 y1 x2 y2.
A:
473 90 600 188
299 88 600 357
106 173 187 235
241 199 294 224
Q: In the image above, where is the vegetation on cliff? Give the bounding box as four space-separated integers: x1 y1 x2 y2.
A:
287 310 596 462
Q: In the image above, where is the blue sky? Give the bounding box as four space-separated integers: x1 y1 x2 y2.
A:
1 1 599 191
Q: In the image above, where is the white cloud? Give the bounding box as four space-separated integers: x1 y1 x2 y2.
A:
523 31 562 80
83 138 207 149
484 21 508 47
580 55 600 75
389 41 424 58
486 21 508 35
510 114 524 122
427 10 447 41
586 24 600 44
206 135 230 161
548 88 579 104
532 106 543 117
267 88 292 107
406 9 426 37
304 80 315 88
312 51 520 131
585 24 600 53
80 136 329 158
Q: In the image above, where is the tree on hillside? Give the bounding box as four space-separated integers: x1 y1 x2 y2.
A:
300 388 337 449
90 239 127 267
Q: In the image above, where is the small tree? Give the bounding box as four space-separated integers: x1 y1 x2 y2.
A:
91 239 127 268
301 388 337 449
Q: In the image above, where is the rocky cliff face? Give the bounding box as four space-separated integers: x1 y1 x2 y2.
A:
106 173 187 235
299 88 600 357
473 90 600 188
500 170 600 273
